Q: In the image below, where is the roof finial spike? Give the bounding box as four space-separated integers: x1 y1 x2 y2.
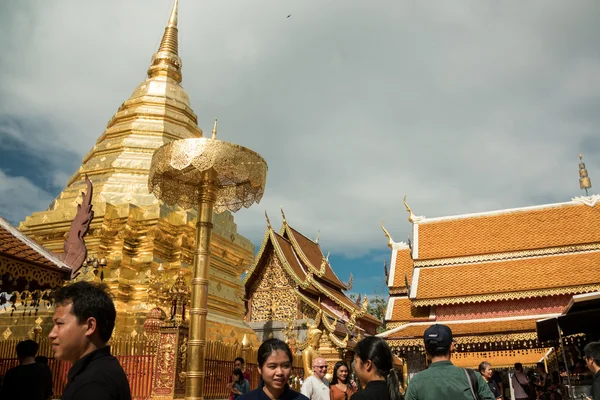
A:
167 0 178 28
211 119 218 139
381 221 394 249
315 230 320 244
264 210 272 230
147 0 182 83
280 207 287 225
403 195 424 223
579 153 592 196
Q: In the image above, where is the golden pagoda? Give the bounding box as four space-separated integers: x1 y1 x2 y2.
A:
18 0 257 341
379 161 600 373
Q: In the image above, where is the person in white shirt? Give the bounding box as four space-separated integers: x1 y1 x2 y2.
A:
301 357 330 400
510 363 530 400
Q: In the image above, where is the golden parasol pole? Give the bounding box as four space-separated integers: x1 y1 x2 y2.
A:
187 170 217 398
148 133 268 400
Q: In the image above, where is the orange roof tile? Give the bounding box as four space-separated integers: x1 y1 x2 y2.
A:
392 248 413 288
452 348 550 369
0 217 70 273
415 251 600 300
389 297 430 322
385 316 542 340
417 202 600 260
286 226 347 289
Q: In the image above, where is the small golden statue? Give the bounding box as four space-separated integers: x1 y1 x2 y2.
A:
302 317 323 379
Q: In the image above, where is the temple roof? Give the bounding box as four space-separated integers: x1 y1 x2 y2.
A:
452 348 551 369
281 224 347 290
385 195 600 306
414 196 600 261
385 296 430 322
244 216 380 326
379 314 557 350
411 250 600 305
0 217 70 273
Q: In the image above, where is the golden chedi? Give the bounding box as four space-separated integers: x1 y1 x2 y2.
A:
18 0 258 342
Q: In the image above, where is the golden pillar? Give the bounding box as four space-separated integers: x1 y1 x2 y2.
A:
149 133 267 400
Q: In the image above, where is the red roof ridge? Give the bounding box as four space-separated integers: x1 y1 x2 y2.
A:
283 224 347 289
418 195 599 225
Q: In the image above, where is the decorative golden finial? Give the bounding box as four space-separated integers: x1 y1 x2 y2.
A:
148 0 182 83
241 333 251 349
403 195 421 223
579 154 592 196
345 273 353 290
167 0 178 27
315 230 320 244
211 119 218 139
280 207 287 225
381 221 394 248
264 210 272 230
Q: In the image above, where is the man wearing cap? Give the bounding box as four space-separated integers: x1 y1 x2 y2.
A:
405 324 495 400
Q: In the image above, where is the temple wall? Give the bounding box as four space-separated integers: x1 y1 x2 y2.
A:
18 202 258 343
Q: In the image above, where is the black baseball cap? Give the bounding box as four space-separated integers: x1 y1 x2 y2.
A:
423 324 453 347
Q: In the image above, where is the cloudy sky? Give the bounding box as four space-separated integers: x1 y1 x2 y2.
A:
1 0 599 296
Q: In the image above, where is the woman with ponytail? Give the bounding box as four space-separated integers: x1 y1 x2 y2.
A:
351 337 403 400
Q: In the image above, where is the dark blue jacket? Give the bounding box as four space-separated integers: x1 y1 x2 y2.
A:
238 383 308 400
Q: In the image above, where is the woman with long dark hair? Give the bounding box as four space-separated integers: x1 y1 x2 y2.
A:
238 338 308 400
330 361 356 400
350 337 403 400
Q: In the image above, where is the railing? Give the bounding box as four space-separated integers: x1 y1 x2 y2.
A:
0 337 304 400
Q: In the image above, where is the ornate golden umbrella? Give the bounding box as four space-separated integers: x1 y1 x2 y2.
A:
149 130 267 400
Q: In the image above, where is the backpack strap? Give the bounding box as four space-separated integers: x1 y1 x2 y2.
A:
464 368 481 400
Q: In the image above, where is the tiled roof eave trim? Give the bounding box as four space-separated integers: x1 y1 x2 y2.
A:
412 284 600 306
414 242 600 268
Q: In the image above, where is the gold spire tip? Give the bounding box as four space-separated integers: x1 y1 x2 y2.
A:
280 207 287 224
168 0 179 28
264 210 272 229
211 119 218 139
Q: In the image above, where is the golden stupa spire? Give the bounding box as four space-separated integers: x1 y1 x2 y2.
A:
211 119 218 139
579 154 592 196
148 0 182 83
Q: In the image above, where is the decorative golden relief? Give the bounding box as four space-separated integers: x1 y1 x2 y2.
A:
250 254 297 322
0 256 65 289
153 333 177 395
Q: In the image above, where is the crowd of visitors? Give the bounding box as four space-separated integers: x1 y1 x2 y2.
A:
0 282 598 400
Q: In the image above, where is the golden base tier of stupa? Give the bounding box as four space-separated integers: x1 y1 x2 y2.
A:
17 0 260 343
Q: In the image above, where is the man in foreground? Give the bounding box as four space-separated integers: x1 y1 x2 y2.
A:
0 339 52 399
301 357 330 400
405 324 495 400
49 281 131 400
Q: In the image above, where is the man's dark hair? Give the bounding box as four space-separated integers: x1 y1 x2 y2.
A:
54 281 116 343
514 362 523 371
478 361 491 374
234 357 245 365
16 340 38 358
257 339 292 368
424 340 450 358
584 341 600 367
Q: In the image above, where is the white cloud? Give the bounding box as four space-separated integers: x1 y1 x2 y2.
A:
0 0 599 258
0 169 54 225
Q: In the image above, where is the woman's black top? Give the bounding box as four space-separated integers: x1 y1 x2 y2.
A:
238 384 308 400
351 380 397 400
